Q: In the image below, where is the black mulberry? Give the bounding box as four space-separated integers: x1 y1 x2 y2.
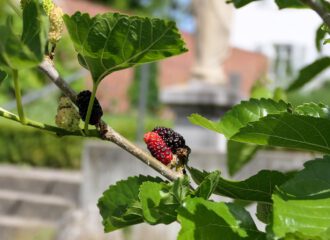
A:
152 127 187 153
76 90 103 125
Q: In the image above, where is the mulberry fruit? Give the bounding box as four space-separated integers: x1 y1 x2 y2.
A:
144 132 173 165
76 90 103 125
55 97 80 131
152 127 186 153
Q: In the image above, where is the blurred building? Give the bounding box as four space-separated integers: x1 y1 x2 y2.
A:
230 0 323 87
231 0 321 62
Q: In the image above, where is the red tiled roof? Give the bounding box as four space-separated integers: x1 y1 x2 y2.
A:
59 0 268 113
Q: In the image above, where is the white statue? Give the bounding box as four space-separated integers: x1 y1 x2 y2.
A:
191 0 233 85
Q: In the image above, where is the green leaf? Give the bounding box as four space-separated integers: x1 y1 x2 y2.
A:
0 69 8 86
139 177 190 225
250 85 273 99
273 87 288 102
287 57 330 92
177 198 265 240
284 231 330 240
188 167 289 203
189 99 290 138
324 38 330 45
215 98 289 138
98 175 163 232
0 23 39 69
273 157 330 239
316 24 327 52
232 113 330 154
172 176 191 203
227 140 259 176
21 0 49 63
294 102 330 118
139 182 177 224
272 195 330 239
190 99 330 154
275 0 307 9
194 171 220 199
226 0 261 8
277 156 330 200
188 113 222 133
0 0 48 69
224 92 285 176
63 12 187 83
256 203 272 224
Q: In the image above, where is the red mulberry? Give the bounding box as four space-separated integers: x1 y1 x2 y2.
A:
143 132 173 165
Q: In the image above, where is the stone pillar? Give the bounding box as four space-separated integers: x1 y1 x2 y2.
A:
191 0 233 85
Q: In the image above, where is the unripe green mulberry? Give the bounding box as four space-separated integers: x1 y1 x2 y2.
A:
57 96 72 109
55 97 81 132
42 0 54 16
48 5 64 44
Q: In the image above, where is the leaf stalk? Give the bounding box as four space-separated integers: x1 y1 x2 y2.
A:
84 83 98 134
12 70 26 124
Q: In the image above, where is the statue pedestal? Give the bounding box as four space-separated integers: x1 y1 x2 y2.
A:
161 81 238 152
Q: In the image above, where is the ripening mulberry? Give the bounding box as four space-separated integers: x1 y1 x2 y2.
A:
144 132 173 165
152 127 186 153
76 90 103 125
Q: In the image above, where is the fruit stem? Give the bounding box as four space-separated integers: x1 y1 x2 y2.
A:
12 70 26 125
84 83 98 134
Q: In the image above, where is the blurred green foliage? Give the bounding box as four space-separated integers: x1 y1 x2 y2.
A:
0 119 83 168
128 63 160 113
288 80 330 106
